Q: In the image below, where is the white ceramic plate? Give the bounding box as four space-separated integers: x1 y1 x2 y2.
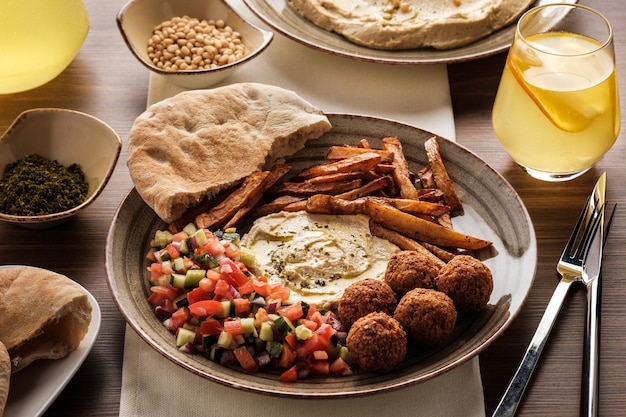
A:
106 114 536 398
242 0 576 64
3 271 101 417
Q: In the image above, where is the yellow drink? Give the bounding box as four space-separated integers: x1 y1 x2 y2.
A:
492 32 620 180
0 0 89 94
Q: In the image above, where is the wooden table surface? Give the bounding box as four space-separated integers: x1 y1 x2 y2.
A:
1 0 624 416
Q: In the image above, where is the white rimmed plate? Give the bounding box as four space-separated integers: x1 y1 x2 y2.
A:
106 113 536 398
2 267 101 417
242 0 577 64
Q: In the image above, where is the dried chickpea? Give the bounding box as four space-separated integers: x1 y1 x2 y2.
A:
147 15 249 72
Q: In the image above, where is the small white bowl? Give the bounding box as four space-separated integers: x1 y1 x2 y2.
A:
117 0 273 89
0 108 122 229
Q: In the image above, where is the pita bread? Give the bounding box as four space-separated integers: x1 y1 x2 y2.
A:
127 83 332 223
0 266 92 374
287 0 534 50
0 342 8 416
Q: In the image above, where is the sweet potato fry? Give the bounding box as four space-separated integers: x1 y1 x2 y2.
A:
363 200 492 250
369 220 446 269
303 171 367 184
252 195 305 218
382 137 420 200
424 137 463 214
419 241 458 263
297 152 382 179
335 176 393 200
195 171 272 230
376 197 451 217
357 139 371 148
325 146 393 163
305 194 367 215
223 163 292 229
269 179 363 196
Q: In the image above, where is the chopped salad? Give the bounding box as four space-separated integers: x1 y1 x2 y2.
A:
145 223 353 381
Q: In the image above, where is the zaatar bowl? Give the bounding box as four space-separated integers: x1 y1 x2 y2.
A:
116 0 273 89
0 108 122 229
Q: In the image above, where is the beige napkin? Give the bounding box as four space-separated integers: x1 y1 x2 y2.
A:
119 1 485 416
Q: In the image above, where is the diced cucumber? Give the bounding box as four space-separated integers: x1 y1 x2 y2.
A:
240 317 256 335
258 321 274 342
149 274 171 286
220 301 233 318
274 315 295 335
154 230 173 248
216 331 233 349
176 327 196 347
239 246 256 268
178 239 190 255
172 257 187 273
221 231 240 245
338 345 353 365
182 223 197 236
202 334 219 350
266 340 283 358
174 293 189 309
172 273 187 288
184 269 206 287
192 228 208 247
295 324 313 341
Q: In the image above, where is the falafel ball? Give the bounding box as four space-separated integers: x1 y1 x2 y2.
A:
435 255 493 313
338 278 397 330
384 250 439 297
346 312 407 373
394 288 457 347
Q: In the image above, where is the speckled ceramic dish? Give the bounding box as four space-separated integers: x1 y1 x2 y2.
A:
106 114 536 398
242 0 577 64
117 0 273 89
0 109 122 229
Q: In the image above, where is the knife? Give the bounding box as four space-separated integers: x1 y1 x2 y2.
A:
580 172 613 417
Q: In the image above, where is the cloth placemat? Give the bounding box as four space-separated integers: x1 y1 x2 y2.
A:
120 1 485 416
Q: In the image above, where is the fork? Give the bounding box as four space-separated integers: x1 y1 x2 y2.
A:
492 187 605 417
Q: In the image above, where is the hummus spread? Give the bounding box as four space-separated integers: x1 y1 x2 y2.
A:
287 0 535 50
241 211 399 309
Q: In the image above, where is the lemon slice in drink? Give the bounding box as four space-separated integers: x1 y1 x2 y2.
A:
509 33 611 133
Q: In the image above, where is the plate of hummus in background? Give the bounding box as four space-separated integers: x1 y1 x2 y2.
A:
106 114 537 397
243 0 577 64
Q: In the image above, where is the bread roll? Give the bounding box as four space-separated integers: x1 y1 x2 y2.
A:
127 82 332 223
0 266 92 373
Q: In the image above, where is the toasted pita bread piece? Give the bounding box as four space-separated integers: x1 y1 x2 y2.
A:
0 342 9 416
127 82 332 223
0 266 92 373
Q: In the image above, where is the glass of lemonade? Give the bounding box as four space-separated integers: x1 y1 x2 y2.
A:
492 4 620 181
0 0 89 94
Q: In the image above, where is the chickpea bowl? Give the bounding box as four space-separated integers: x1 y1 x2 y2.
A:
117 0 273 89
0 108 122 229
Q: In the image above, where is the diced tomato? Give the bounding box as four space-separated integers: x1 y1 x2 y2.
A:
308 310 325 329
223 241 240 259
269 285 291 303
189 300 224 317
278 365 298 382
233 298 251 316
300 319 319 332
199 318 223 335
169 306 190 331
233 346 258 373
252 280 271 297
297 333 333 360
277 342 296 369
147 292 164 306
165 243 180 260
315 323 336 340
223 320 244 335
186 287 210 305
202 236 226 257
278 302 304 323
198 277 217 293
330 357 352 376
219 258 249 287
171 231 188 242
254 307 272 328
149 285 181 301
283 332 297 350
214 279 232 299
312 350 328 361
237 280 254 296
308 360 330 376
205 269 221 281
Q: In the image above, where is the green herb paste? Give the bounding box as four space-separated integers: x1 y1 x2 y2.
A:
0 154 89 216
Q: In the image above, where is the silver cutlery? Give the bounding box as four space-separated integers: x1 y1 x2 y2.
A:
492 173 610 417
